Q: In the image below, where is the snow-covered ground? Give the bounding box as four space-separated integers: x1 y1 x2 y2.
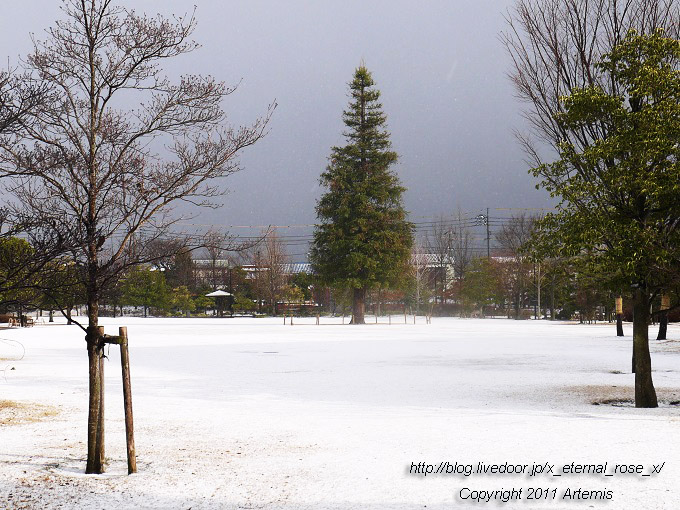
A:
1 317 679 509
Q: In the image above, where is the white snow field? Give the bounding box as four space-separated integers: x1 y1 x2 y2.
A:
1 317 679 509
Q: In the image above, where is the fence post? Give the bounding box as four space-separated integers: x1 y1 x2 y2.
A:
119 327 137 474
96 325 105 472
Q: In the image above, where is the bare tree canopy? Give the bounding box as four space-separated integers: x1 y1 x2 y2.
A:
0 0 273 474
0 71 47 135
503 0 679 160
450 208 474 282
1 1 274 289
426 216 453 305
495 214 537 319
251 229 289 315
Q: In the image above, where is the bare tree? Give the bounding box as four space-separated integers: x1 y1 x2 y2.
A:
450 208 474 288
251 230 289 315
426 216 452 306
411 239 431 315
495 214 536 319
202 230 231 290
0 0 273 474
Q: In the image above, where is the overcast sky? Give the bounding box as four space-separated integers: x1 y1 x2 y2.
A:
0 1 555 257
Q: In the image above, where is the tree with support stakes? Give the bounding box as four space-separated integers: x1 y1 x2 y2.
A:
525 31 680 408
0 0 272 473
311 65 413 324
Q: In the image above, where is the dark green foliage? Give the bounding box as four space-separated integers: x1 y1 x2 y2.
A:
170 285 195 316
531 31 680 283
0 238 35 296
121 267 170 317
40 260 85 321
290 272 315 301
311 66 413 321
233 294 257 314
0 238 41 314
460 258 503 314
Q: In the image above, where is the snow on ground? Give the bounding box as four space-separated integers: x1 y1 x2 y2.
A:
1 316 679 509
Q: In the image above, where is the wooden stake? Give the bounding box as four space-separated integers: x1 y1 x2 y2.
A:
96 326 105 472
119 327 137 474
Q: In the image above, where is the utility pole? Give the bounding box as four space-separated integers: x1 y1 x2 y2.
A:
476 210 491 258
486 207 490 258
537 263 541 320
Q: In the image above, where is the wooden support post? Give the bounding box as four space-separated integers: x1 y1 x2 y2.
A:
658 294 670 340
96 326 105 472
283 314 286 325
290 315 294 326
316 314 320 325
119 327 137 474
632 343 636 373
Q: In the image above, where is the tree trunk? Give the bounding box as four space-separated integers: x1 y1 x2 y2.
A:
96 326 105 471
550 278 555 320
632 288 657 408
657 311 668 340
85 319 105 472
351 287 366 324
616 314 624 336
85 250 106 473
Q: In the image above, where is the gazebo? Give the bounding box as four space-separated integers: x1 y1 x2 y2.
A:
205 290 234 317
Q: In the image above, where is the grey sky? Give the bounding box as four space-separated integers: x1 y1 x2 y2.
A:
0 1 553 258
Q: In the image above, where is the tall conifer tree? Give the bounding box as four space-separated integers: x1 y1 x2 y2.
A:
311 66 413 324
